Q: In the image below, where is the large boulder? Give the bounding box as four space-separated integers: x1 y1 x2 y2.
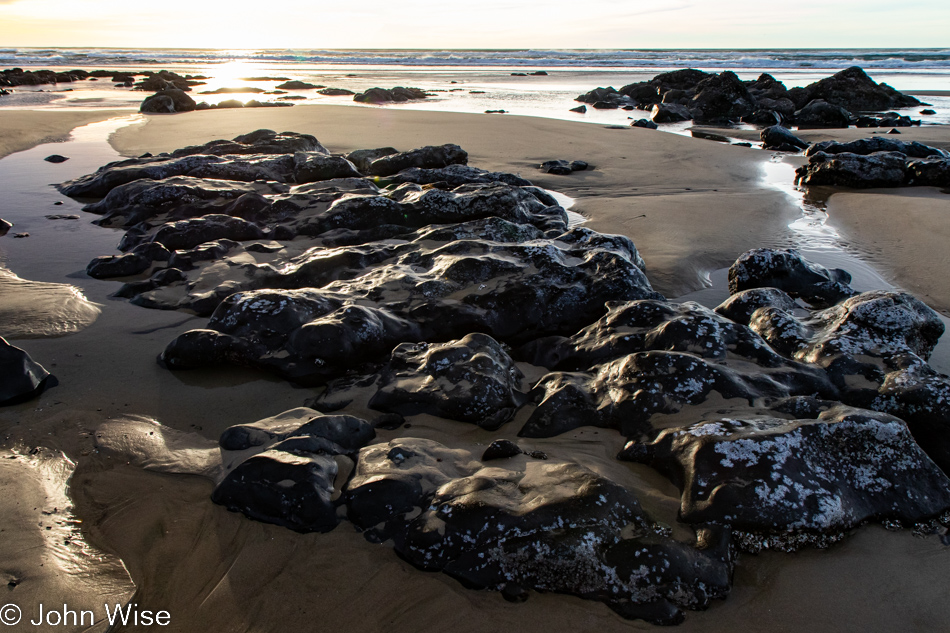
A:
140 88 197 114
795 66 920 112
760 126 809 152
794 99 851 129
620 406 950 536
650 103 692 124
688 71 756 123
345 438 734 624
795 151 909 188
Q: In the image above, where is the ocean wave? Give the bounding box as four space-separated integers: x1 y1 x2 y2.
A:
3 48 950 70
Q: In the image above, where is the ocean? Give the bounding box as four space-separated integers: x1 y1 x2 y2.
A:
2 48 949 125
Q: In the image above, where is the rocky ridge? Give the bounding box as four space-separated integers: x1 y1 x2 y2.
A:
60 131 950 624
577 67 922 129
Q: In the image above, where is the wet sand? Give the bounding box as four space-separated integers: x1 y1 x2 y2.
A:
1 108 950 632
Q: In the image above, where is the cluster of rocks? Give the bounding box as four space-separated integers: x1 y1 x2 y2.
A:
577 67 921 128
1 67 112 87
795 137 950 188
353 87 429 103
63 132 950 624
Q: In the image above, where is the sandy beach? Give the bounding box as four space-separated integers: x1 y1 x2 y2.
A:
2 99 950 633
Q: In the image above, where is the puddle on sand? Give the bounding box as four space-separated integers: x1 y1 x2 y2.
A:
0 115 142 284
0 115 143 338
674 155 950 375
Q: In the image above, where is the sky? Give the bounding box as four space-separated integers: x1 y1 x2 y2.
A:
0 0 948 49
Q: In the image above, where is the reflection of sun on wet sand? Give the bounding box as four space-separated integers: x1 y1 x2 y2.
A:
0 267 100 338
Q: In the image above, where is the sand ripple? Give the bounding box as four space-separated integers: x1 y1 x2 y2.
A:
0 267 100 338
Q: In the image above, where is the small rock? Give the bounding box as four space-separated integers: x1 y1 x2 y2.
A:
920 109 936 115
13 232 29 238
630 119 658 129
888 128 902 134
482 439 523 461
569 105 587 113
44 154 69 163
0 219 11 236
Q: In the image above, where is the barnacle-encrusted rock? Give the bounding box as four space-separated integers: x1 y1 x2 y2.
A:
728 247 856 306
619 406 950 537
345 438 734 624
331 333 527 429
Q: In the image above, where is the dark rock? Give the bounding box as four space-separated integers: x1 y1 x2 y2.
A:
539 160 573 175
140 88 197 114
353 87 428 103
630 119 658 130
345 147 398 172
741 109 783 127
575 87 625 107
920 109 936 115
212 449 341 532
215 99 245 109
529 71 548 76
728 248 855 307
760 126 808 152
650 103 692 124
44 154 69 163
620 406 950 536
906 157 950 187
888 128 902 135
364 144 467 177
482 439 524 460
385 164 532 187
293 153 362 182
13 233 28 238
148 214 264 251
592 101 619 110
569 105 587 113
363 333 525 429
87 251 153 279
795 151 908 188
275 80 323 90
135 70 194 92
484 109 507 114
0 338 55 406
689 71 756 123
318 88 355 96
794 66 919 113
345 438 733 623
690 130 731 143
794 100 851 129
0 219 11 236
804 138 946 159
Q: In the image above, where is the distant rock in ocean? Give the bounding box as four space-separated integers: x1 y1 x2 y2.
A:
576 66 922 131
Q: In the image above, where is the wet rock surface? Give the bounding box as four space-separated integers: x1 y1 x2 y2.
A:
796 137 950 189
576 66 921 130
63 134 950 624
353 86 428 103
0 337 55 405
